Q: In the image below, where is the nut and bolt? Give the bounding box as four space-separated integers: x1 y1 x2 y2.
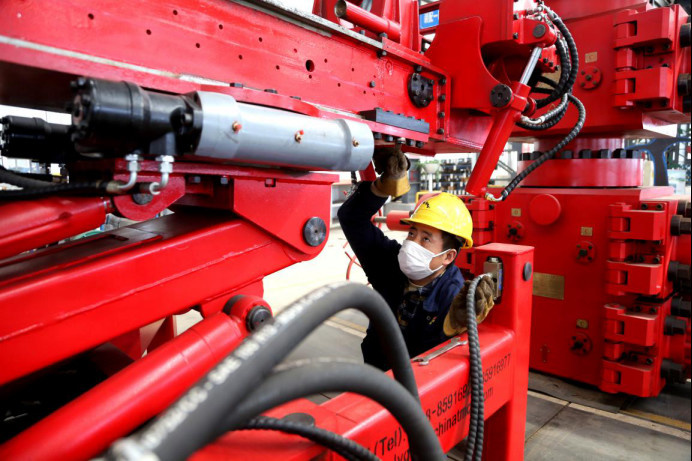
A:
232 121 242 132
294 130 304 142
352 138 359 147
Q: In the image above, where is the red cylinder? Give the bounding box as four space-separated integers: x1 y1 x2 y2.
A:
385 210 411 231
0 313 245 460
335 0 401 41
0 196 110 260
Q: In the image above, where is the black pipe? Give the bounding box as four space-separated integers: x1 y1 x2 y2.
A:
535 38 571 109
222 361 444 461
113 283 418 461
464 275 490 461
500 93 586 200
240 415 378 461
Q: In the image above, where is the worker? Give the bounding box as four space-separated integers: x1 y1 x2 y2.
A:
338 146 495 370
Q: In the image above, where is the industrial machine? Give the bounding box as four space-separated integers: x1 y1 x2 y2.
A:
0 0 686 460
386 1 692 397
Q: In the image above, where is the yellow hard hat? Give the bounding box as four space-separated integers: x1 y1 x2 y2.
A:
401 193 473 248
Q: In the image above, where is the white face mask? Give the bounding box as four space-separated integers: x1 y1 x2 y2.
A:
397 239 450 282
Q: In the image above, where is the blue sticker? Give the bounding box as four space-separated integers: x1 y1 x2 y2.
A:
419 10 439 29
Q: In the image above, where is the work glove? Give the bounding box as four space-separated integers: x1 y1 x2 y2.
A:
372 145 411 198
443 277 495 337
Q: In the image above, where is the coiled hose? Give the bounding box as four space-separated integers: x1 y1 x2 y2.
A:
464 274 493 461
533 38 570 110
518 5 579 130
497 93 586 201
240 415 379 461
108 283 423 461
221 360 445 461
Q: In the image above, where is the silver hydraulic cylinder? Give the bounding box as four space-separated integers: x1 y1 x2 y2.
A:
193 92 374 171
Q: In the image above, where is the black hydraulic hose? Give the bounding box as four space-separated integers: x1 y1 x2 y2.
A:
240 415 379 461
547 8 579 95
112 283 418 461
0 180 109 199
517 81 569 131
0 165 111 199
222 361 445 461
464 275 490 461
499 93 586 200
535 38 570 109
0 165 58 188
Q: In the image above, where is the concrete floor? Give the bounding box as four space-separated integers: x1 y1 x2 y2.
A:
176 225 692 460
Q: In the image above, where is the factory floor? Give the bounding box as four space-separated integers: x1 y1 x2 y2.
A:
179 226 692 460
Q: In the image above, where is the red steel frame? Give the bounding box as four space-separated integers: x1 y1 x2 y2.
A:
2 0 649 457
0 164 335 386
192 244 534 460
483 185 690 397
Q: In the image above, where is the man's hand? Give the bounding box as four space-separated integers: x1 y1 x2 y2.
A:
372 145 410 197
443 277 495 336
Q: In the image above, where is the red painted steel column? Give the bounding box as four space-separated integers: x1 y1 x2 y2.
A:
0 313 246 461
476 243 534 459
0 196 110 260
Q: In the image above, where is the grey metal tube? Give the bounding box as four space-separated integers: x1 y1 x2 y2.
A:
194 92 374 171
519 47 544 85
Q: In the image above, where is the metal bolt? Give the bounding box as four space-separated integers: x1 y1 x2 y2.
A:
294 130 304 142
438 94 446 102
352 138 359 147
436 128 444 135
641 203 648 210
513 32 519 39
585 74 593 81
438 111 445 118
369 80 376 88
180 112 194 127
232 121 242 132
439 78 446 85
219 176 230 185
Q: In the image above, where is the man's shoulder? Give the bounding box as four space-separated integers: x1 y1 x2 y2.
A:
440 264 464 288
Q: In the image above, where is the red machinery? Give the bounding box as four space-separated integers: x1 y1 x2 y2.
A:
487 0 691 398
388 1 691 397
0 0 679 459
0 0 546 458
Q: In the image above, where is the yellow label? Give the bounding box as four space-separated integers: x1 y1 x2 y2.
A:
581 227 593 236
585 52 598 63
533 273 565 300
511 208 522 217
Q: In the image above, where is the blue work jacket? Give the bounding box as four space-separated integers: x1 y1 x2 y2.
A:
338 182 464 370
